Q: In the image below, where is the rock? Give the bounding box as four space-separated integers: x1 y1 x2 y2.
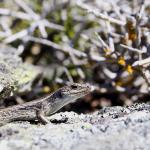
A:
0 103 150 150
0 45 42 99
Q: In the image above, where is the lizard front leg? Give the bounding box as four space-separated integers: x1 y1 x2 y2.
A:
35 108 50 125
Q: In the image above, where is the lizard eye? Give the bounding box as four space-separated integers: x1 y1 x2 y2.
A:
57 91 63 98
71 85 78 89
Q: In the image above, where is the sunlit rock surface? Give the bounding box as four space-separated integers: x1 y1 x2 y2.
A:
0 103 150 150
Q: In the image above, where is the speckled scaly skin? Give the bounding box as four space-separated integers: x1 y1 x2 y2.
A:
0 83 91 126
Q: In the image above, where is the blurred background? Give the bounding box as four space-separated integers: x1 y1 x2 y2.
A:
0 0 149 113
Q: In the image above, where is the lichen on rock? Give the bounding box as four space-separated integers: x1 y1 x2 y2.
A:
0 45 42 99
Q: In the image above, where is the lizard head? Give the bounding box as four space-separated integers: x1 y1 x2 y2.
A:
60 83 91 100
48 83 91 115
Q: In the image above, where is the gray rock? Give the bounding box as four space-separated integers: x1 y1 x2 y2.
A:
0 103 150 150
0 45 42 99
